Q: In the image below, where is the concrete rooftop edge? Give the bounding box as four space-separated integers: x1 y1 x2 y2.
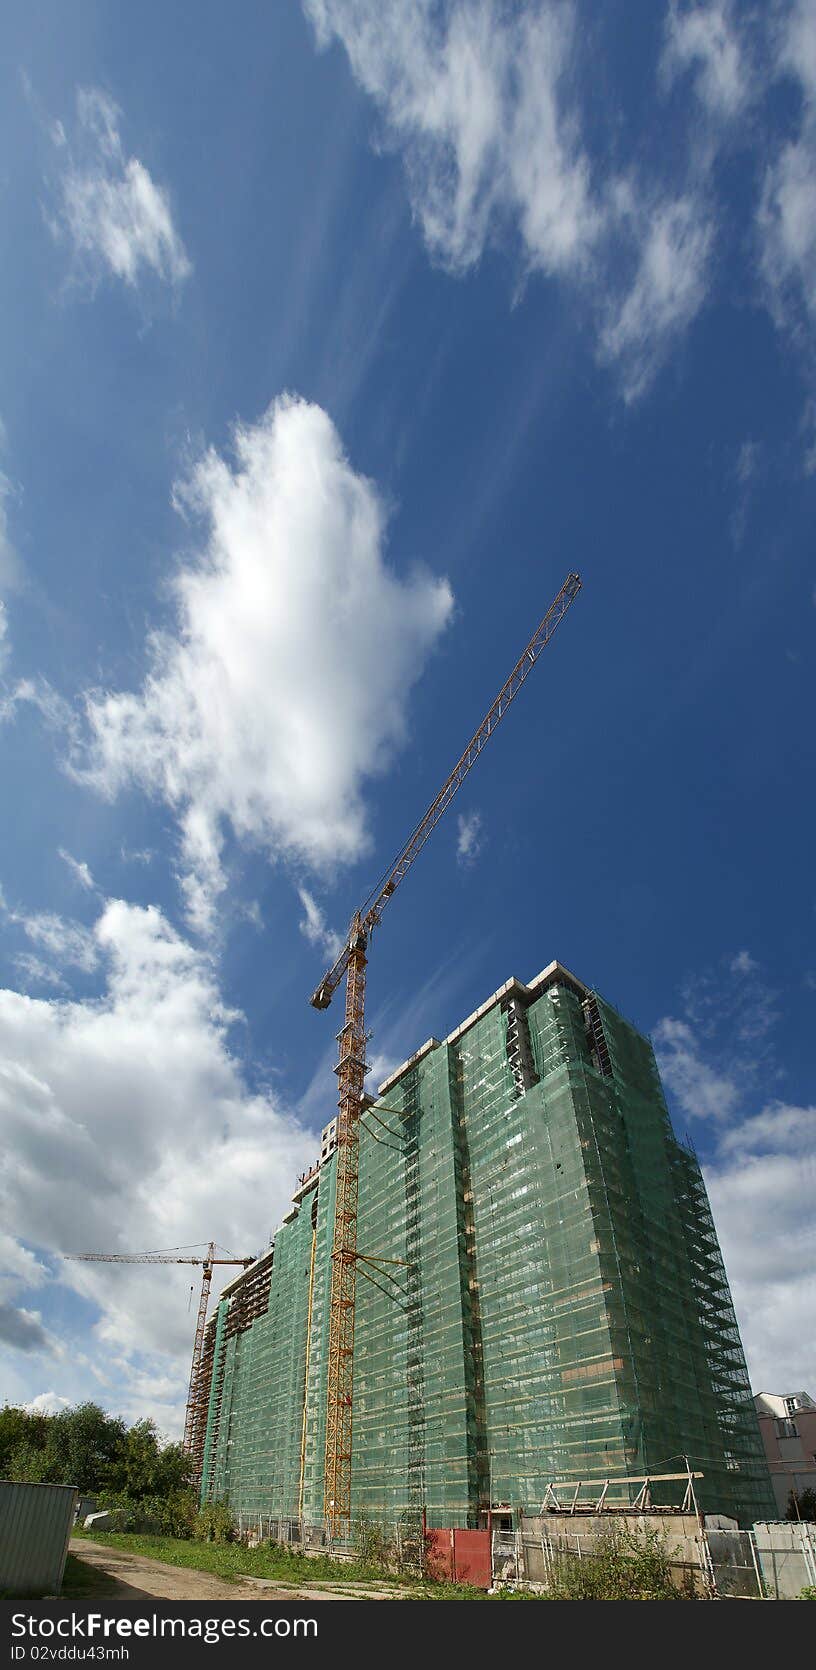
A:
376 958 587 1097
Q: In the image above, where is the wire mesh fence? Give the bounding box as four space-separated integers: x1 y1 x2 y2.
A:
228 1507 815 1598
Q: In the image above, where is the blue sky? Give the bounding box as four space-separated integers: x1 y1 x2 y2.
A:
0 0 813 1433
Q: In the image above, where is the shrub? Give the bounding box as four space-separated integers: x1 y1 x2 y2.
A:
544 1525 683 1601
193 1499 237 1544
96 1489 198 1539
352 1514 390 1570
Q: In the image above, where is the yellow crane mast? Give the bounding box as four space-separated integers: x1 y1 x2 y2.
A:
309 571 582 1533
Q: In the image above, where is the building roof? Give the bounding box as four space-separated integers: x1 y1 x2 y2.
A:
377 959 586 1096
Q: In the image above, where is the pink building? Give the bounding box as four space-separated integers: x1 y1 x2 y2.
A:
754 1392 816 1517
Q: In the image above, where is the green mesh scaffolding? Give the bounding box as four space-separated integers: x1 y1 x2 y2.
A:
201 965 775 1528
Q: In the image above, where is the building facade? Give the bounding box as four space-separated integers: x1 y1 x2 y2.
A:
197 960 775 1527
754 1392 816 1516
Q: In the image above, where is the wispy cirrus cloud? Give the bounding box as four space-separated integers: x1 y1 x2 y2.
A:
304 1 718 399
303 0 816 421
49 87 191 294
661 0 753 120
599 190 714 403
58 849 96 892
757 1 816 364
0 886 98 976
306 0 600 280
298 887 342 963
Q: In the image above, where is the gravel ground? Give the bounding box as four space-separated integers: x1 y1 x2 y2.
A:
68 1539 401 1601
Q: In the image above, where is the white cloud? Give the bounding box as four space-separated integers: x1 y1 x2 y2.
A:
780 0 816 100
730 947 758 975
656 950 814 1391
58 849 96 892
120 845 154 867
1 884 98 976
0 894 313 1424
12 955 67 992
730 441 763 546
305 3 716 401
25 1391 71 1415
298 887 342 964
705 1102 816 1390
656 948 779 1108
7 908 98 975
306 0 600 280
757 1 816 340
0 474 22 598
77 395 453 934
0 677 77 736
759 131 816 327
599 192 714 402
653 1014 740 1120
718 1101 815 1157
661 1 750 119
0 426 25 673
456 808 483 866
734 441 761 486
51 88 190 292
802 400 816 476
0 1232 49 1303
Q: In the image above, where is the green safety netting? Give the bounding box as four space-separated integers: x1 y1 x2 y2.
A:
201 975 775 1529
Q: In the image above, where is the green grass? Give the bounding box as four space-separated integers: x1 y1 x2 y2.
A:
72 1529 488 1597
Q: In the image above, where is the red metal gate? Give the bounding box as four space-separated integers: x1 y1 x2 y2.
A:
424 1528 491 1588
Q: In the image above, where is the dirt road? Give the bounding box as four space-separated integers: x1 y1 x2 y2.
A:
68 1540 401 1601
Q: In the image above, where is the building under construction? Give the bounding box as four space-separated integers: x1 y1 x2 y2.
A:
193 959 775 1529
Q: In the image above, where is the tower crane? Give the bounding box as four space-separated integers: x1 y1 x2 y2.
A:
309 570 582 1532
65 1244 254 1461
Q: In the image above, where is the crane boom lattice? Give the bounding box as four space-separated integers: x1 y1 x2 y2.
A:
65 1245 253 1473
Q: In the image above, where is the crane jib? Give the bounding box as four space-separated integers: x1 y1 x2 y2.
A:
310 571 581 1013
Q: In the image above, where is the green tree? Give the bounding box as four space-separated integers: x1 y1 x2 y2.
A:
107 1419 191 1499
0 1405 49 1476
1 1400 190 1502
154 1441 192 1495
7 1440 51 1483
109 1418 163 1499
787 1488 816 1523
47 1403 127 1492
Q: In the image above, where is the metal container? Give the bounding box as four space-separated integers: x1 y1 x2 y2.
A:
0 1480 78 1596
